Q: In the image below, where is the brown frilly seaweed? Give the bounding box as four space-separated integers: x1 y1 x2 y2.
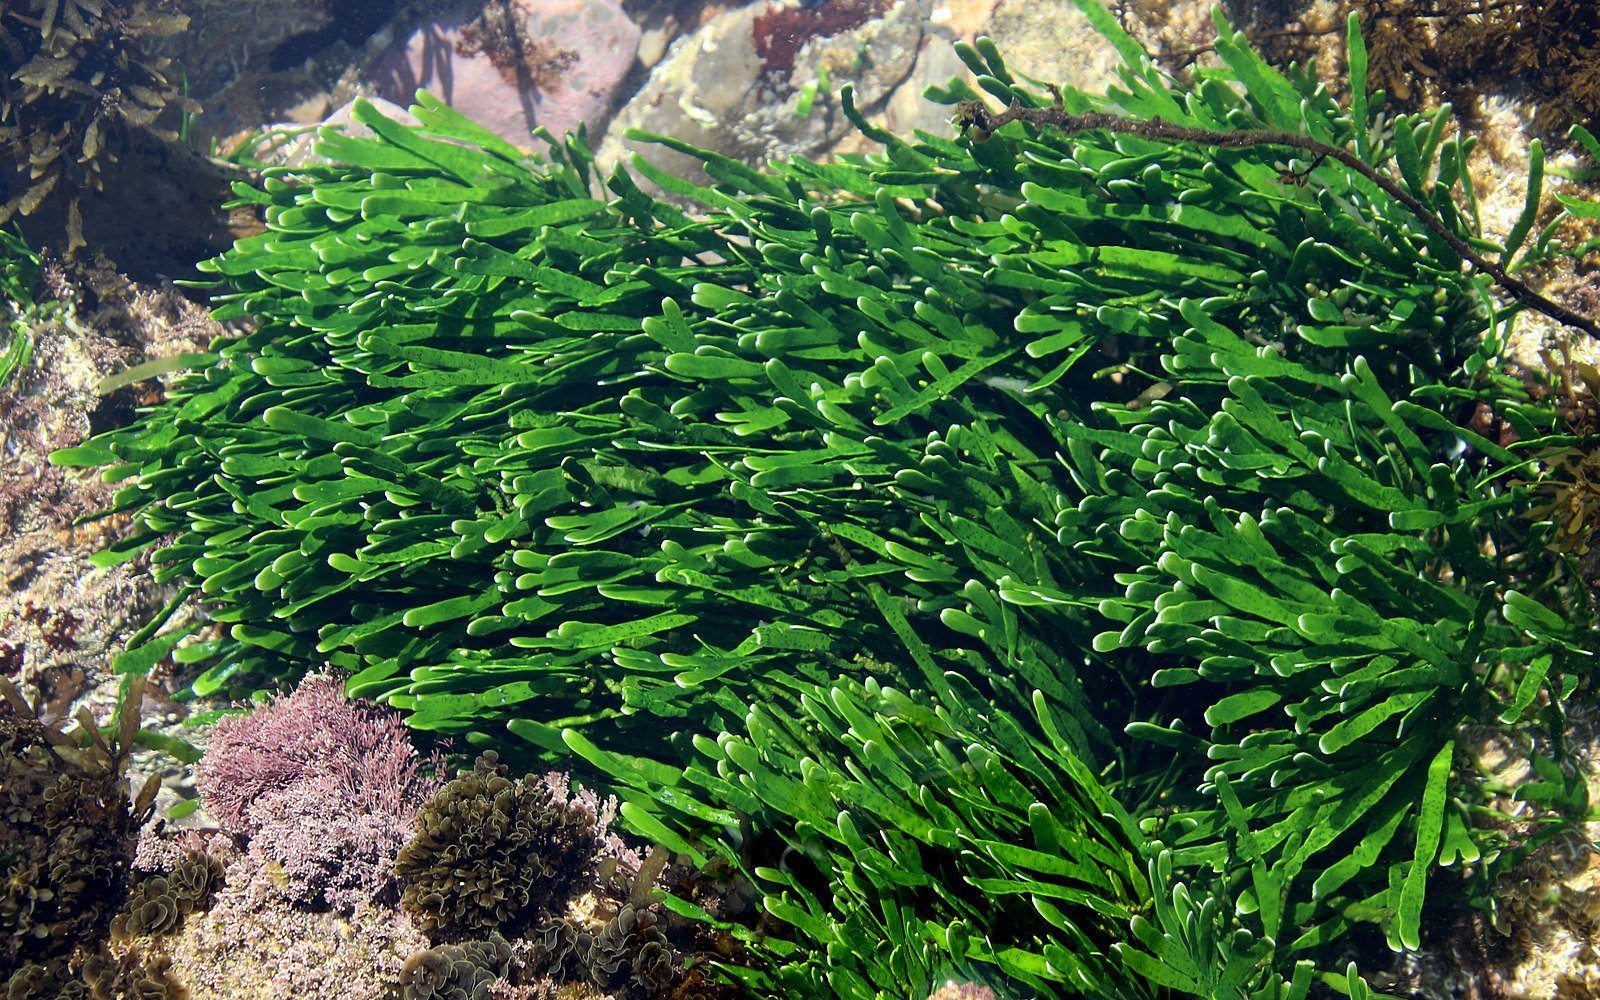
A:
530 903 675 997
0 674 170 997
111 849 223 941
394 752 600 935
399 934 515 1000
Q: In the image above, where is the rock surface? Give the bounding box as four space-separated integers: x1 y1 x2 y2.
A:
367 0 641 147
598 0 1130 186
0 258 224 822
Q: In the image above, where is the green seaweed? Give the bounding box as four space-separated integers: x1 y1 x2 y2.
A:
0 228 41 387
55 6 1600 996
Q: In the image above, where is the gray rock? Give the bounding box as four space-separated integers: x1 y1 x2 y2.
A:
600 0 931 188
601 0 1136 186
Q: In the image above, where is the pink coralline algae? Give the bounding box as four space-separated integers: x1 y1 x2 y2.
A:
250 784 420 911
366 0 640 148
194 673 443 910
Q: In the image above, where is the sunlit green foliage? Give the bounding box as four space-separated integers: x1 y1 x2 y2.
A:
55 1 1598 994
0 228 41 387
616 673 1362 999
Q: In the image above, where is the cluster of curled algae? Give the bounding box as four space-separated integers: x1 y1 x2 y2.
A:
76 950 186 1000
111 849 224 941
0 676 157 989
394 752 708 998
531 903 675 997
394 752 600 935
399 933 514 1000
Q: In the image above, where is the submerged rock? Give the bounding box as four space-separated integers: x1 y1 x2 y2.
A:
599 0 925 185
367 0 641 148
598 0 1129 186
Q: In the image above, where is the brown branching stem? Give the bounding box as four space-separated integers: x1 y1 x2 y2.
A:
955 91 1600 342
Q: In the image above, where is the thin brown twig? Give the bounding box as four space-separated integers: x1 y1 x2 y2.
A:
954 88 1600 341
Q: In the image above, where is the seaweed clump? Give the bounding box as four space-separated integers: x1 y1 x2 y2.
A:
0 227 44 387
399 934 514 1000
52 3 1600 994
454 0 577 93
1530 357 1600 577
77 951 186 1000
750 0 891 77
0 674 159 993
0 0 194 248
110 849 223 940
194 673 442 911
395 752 599 935
531 903 675 997
1423 0 1600 132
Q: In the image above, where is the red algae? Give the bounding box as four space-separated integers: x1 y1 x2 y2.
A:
750 0 892 76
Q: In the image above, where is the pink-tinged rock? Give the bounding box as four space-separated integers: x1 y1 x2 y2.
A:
366 0 640 149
